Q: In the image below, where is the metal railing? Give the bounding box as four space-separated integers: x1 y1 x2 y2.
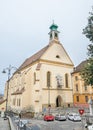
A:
8 111 40 130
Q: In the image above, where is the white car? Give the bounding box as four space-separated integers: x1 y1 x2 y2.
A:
68 113 81 121
85 124 93 130
55 114 67 121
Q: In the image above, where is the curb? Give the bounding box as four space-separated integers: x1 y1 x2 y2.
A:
8 116 16 130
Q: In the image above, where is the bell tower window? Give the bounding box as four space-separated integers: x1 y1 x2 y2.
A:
55 32 58 38
50 33 52 39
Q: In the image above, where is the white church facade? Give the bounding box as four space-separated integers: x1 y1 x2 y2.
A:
4 23 74 113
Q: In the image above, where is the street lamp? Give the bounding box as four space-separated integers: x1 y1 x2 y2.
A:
2 65 18 114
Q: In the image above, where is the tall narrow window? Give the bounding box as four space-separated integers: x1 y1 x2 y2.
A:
75 76 78 81
19 99 21 106
34 72 36 84
54 32 58 38
85 96 88 103
84 86 87 91
17 99 18 106
65 73 69 88
76 96 79 102
47 71 51 87
50 33 52 39
13 98 16 106
76 84 78 91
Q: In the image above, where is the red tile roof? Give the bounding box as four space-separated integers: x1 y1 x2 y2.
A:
0 99 6 105
18 45 49 70
72 60 88 73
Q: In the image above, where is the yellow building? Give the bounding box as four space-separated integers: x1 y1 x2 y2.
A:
5 23 74 113
72 60 93 108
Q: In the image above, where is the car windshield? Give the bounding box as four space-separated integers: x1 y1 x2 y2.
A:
46 114 53 116
69 113 79 116
69 114 73 116
74 115 80 117
60 114 65 116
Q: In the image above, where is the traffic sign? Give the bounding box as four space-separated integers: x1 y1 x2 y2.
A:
79 109 84 115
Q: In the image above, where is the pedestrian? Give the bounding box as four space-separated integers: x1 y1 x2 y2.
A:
19 113 21 119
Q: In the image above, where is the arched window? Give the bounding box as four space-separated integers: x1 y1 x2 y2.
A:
65 73 69 88
54 32 58 38
47 71 51 87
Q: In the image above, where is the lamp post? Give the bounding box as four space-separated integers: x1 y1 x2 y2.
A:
48 86 51 114
88 97 93 115
2 65 17 114
48 86 50 106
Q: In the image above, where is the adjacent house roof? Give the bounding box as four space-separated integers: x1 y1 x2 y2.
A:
18 45 49 70
0 94 3 98
72 60 87 73
0 99 6 105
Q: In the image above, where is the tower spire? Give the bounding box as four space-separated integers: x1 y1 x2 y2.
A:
48 22 60 42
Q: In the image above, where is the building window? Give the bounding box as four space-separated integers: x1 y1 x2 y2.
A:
56 55 60 58
17 98 21 106
76 96 79 102
50 33 52 39
47 71 51 87
19 99 21 106
54 32 58 38
34 72 36 84
65 73 69 88
17 99 18 106
75 76 78 81
76 84 78 91
84 86 87 91
13 98 16 106
85 96 88 103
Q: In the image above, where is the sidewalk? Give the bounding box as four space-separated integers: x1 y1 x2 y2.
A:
0 117 10 130
74 126 88 130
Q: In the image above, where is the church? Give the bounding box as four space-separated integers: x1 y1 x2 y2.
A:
5 23 74 113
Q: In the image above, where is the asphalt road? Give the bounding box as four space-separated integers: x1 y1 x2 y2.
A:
28 119 82 130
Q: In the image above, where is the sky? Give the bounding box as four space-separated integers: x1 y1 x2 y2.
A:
0 0 93 94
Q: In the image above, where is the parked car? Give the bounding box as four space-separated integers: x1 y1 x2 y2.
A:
55 113 66 121
44 114 55 121
68 113 81 121
18 119 29 128
88 125 93 130
85 124 93 130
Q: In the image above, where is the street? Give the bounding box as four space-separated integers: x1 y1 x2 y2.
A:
26 119 82 130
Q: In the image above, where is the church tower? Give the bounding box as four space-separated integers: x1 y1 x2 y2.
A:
48 22 60 42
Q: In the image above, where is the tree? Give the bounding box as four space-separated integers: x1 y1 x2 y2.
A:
83 7 93 43
81 7 93 86
81 59 93 85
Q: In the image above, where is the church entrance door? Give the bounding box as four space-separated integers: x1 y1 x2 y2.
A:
56 95 62 107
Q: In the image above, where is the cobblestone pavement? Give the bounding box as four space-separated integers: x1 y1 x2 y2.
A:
0 117 10 130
